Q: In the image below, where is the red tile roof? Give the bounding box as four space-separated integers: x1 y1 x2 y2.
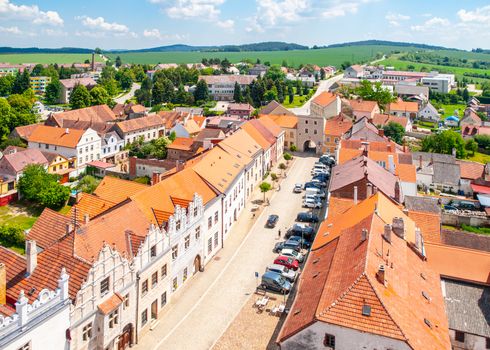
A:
93 176 148 204
457 160 484 180
324 113 353 137
312 92 337 107
28 125 86 148
26 208 72 249
349 99 379 113
115 114 164 133
0 149 48 174
168 137 194 151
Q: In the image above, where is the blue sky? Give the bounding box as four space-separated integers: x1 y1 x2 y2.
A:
0 0 489 50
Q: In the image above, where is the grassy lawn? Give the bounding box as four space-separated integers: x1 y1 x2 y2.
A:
282 95 309 108
0 53 103 64
431 102 466 118
467 152 490 164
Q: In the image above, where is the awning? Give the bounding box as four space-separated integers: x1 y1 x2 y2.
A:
471 183 490 195
97 293 123 315
477 194 490 207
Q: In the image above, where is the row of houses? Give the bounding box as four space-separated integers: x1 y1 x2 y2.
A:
0 116 285 350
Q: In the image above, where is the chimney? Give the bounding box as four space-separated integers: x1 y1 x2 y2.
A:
388 155 395 174
58 267 70 301
91 52 95 71
361 228 368 242
176 160 185 172
376 265 386 285
26 240 37 276
354 186 358 205
84 214 90 224
392 217 405 239
452 147 457 158
152 172 161 185
0 263 5 305
384 224 392 243
65 128 69 134
367 183 373 198
415 228 423 252
66 223 73 234
378 129 385 137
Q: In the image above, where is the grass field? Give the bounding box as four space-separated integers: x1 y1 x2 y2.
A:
108 45 423 67
467 151 490 164
0 53 103 64
432 103 466 118
379 57 490 83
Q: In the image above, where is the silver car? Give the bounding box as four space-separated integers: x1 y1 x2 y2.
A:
293 183 303 193
266 264 297 282
281 248 305 263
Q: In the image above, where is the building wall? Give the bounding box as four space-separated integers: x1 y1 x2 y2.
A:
202 196 223 265
70 246 136 350
281 321 411 350
222 170 247 239
297 114 326 154
449 328 488 350
419 106 439 121
400 181 417 198
119 126 165 146
422 77 451 94
102 134 124 160
323 134 341 154
283 128 297 150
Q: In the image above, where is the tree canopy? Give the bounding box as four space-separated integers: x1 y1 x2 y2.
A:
69 84 91 109
421 130 467 159
383 122 405 144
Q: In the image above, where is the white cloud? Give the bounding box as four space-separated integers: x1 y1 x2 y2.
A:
163 0 225 20
0 0 63 26
43 28 67 37
411 17 449 32
216 19 234 29
457 5 490 23
385 12 410 26
143 28 187 41
0 25 21 34
322 0 377 19
246 0 308 32
78 16 129 33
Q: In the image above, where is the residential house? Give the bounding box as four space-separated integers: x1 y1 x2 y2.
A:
253 118 285 163
198 75 256 101
278 192 451 350
456 160 485 196
260 100 296 117
29 76 51 95
41 151 74 183
372 113 412 131
167 137 203 162
347 99 380 121
344 64 364 78
27 126 101 170
101 131 125 163
114 115 165 145
58 77 97 104
10 123 41 143
226 103 254 118
412 152 461 193
170 119 201 138
0 265 71 350
174 107 204 116
241 122 273 171
127 104 147 119
248 64 268 77
193 128 226 148
394 84 429 101
0 148 48 181
418 102 440 122
445 115 460 127
323 113 353 154
387 99 419 118
45 105 117 134
206 116 245 134
310 92 341 119
345 117 387 142
260 114 298 150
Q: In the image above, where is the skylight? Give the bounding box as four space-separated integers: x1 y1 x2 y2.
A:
362 305 371 317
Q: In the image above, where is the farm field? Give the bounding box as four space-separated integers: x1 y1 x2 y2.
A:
0 53 103 64
379 57 490 83
107 45 423 67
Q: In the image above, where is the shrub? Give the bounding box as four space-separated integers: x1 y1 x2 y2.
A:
0 225 25 248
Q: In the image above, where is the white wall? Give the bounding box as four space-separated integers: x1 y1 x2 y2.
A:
202 196 223 266
400 181 417 198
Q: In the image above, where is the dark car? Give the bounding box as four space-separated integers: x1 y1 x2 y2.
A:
296 212 319 223
289 235 312 249
283 239 302 252
286 224 315 240
313 173 329 182
273 241 285 253
259 271 292 294
304 181 323 189
266 214 279 228
319 155 335 166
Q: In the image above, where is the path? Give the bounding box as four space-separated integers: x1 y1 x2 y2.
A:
288 74 344 115
133 155 318 350
114 82 140 104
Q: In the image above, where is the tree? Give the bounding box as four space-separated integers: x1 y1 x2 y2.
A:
259 181 272 202
279 162 287 175
383 122 405 144
355 80 396 110
462 88 470 102
45 80 62 104
76 175 100 194
17 164 69 209
283 152 293 162
421 130 467 159
12 70 30 94
233 82 243 103
69 84 91 109
90 86 110 106
320 68 326 80
0 75 15 96
115 56 122 68
465 138 478 156
194 79 209 102
289 144 297 152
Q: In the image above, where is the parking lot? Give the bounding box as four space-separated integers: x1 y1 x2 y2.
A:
134 154 321 350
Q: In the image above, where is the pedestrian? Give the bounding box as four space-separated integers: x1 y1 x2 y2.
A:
278 229 281 239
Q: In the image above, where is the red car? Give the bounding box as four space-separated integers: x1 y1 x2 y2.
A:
274 255 299 271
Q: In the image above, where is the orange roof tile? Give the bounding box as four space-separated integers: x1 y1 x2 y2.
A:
348 99 379 112
260 114 298 129
241 122 271 150
397 163 417 183
98 293 124 315
326 197 355 217
218 129 262 162
324 113 353 137
27 125 85 148
26 208 72 249
183 119 201 134
255 117 283 138
312 92 337 107
93 176 148 204
372 113 408 128
388 100 419 113
193 115 206 128
69 193 117 222
408 211 441 244
426 243 490 285
338 148 363 164
115 114 164 133
168 137 194 151
457 160 484 180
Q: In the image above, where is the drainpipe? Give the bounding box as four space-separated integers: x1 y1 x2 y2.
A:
134 274 140 345
221 194 225 250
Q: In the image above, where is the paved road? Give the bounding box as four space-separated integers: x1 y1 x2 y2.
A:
114 82 141 104
134 155 318 350
288 74 344 115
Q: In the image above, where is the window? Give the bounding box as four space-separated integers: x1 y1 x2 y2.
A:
161 292 167 308
486 337 490 349
160 264 167 279
176 220 181 231
214 211 218 224
193 206 198 217
82 323 92 341
141 309 148 326
150 245 157 258
172 245 178 260
184 235 190 250
123 293 129 309
314 121 317 125
455 331 465 343
323 333 335 348
208 217 212 229
152 272 158 287
195 226 201 240
45 144 49 149
305 129 308 134
100 277 110 295
314 130 318 135
208 238 212 254
214 232 219 247
17 342 31 350
109 309 119 328
183 268 188 282
305 120 308 124
172 277 178 291
142 280 148 295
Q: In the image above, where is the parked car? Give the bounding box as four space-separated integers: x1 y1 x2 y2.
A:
288 224 315 239
293 183 303 193
266 264 297 282
259 271 292 294
282 239 302 252
311 168 329 176
305 187 326 199
280 248 304 263
320 155 335 166
304 181 323 189
313 173 329 182
305 194 323 203
303 198 322 209
297 212 319 223
288 235 312 249
273 241 285 253
310 179 327 187
274 255 299 271
266 214 279 228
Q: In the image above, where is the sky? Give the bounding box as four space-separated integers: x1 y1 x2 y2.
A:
0 0 489 50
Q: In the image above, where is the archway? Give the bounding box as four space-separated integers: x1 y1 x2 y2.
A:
193 255 202 274
118 324 133 350
303 140 317 153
